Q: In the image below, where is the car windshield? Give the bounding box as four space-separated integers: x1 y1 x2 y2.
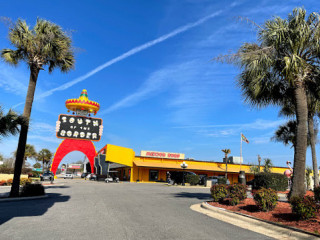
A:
43 173 51 176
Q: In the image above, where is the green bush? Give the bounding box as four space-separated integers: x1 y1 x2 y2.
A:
210 184 228 202
252 173 288 191
20 184 45 197
314 186 320 202
229 197 240 206
290 196 318 220
20 178 32 186
254 188 278 212
185 174 200 186
217 177 228 184
228 184 247 201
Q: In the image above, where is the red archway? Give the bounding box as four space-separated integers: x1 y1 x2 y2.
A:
50 139 96 175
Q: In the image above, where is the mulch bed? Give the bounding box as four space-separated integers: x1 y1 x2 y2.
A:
208 196 320 234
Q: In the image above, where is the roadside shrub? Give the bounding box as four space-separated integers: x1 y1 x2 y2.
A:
228 184 247 201
20 178 32 186
290 196 318 220
6 179 13 186
253 188 278 212
314 186 320 202
210 184 228 202
186 174 200 186
0 180 7 186
217 177 228 184
0 167 14 174
229 197 240 206
252 173 288 191
20 184 45 197
0 167 32 175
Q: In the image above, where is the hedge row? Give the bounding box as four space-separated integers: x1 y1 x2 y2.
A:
251 173 288 191
0 178 33 186
0 167 33 174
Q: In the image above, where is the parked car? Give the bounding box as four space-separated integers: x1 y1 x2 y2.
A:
40 172 54 182
86 173 97 181
206 176 230 186
64 172 73 179
81 173 89 178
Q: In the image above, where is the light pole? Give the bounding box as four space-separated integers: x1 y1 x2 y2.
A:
180 161 188 186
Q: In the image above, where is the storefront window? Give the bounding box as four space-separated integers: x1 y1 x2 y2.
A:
149 170 159 181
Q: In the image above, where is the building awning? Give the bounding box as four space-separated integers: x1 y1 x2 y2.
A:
133 160 252 174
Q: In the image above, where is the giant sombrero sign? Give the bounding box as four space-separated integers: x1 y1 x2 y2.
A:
51 89 103 175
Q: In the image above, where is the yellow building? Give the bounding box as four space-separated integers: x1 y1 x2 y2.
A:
97 144 290 184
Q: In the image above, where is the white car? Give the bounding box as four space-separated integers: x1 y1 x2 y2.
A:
64 173 73 179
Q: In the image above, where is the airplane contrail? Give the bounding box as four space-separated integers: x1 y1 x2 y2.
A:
13 10 222 108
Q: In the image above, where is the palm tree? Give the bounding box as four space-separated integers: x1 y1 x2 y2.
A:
216 8 320 198
305 166 313 190
1 19 75 197
0 107 26 139
37 149 53 173
249 164 259 174
13 144 37 168
263 158 273 173
272 120 297 148
279 96 320 189
221 149 231 179
273 104 319 188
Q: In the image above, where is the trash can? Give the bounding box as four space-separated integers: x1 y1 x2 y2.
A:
238 171 246 185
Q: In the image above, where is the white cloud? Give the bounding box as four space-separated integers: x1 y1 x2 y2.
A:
174 119 285 130
29 122 56 134
28 135 61 144
100 66 176 114
0 63 28 96
13 9 224 108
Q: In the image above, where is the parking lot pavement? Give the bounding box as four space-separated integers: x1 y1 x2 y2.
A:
0 179 274 240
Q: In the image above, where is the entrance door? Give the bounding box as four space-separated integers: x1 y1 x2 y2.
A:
149 170 159 181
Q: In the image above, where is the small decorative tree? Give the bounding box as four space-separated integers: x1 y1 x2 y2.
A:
221 149 231 179
37 149 53 173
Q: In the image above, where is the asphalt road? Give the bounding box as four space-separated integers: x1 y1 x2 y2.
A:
0 179 273 240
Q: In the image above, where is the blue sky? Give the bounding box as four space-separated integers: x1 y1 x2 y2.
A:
0 0 319 167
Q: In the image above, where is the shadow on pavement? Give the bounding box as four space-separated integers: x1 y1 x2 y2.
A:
0 193 70 225
173 192 212 200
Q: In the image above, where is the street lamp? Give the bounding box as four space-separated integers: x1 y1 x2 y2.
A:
180 161 188 186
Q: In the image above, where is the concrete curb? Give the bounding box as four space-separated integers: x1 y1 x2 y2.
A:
0 194 48 202
42 184 65 187
200 202 320 239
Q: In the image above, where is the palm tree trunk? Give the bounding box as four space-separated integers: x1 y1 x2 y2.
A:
308 116 319 188
225 153 228 179
10 65 39 197
290 85 308 198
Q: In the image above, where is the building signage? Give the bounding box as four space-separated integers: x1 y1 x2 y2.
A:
56 114 103 142
140 151 185 159
68 164 81 169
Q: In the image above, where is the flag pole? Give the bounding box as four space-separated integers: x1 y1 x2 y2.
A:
240 133 242 171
